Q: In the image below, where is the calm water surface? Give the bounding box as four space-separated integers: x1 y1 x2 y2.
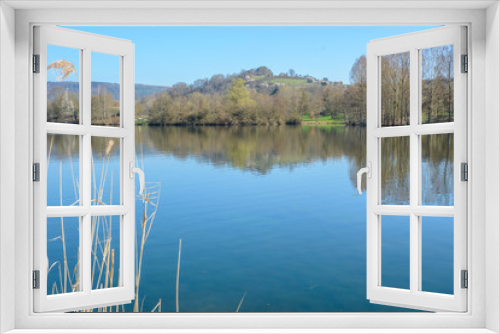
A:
47 125 454 312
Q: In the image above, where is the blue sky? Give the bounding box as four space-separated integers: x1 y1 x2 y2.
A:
51 26 437 86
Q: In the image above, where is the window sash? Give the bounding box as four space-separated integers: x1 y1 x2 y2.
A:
33 25 136 313
366 26 467 312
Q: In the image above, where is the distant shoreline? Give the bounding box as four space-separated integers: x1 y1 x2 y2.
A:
135 121 365 127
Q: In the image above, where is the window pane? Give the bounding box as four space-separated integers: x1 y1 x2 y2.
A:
381 52 410 127
421 45 454 124
421 217 454 295
91 137 121 206
47 216 80 295
421 133 454 206
47 45 80 124
47 134 80 206
91 52 121 127
91 215 121 290
381 136 410 205
381 215 410 290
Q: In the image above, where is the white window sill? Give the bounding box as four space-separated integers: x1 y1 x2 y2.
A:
3 329 498 334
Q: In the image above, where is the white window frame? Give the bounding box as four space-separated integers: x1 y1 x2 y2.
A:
365 26 467 312
32 26 136 312
1 1 499 333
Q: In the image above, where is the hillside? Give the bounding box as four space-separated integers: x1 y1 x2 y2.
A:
140 66 362 127
166 66 344 98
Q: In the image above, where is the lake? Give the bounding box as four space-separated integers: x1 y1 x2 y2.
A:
46 125 454 312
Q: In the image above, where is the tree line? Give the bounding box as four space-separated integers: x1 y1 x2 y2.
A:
140 61 370 126
380 45 454 126
47 47 454 126
47 85 120 126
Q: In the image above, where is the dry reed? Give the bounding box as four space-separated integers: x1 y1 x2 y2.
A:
47 136 162 312
176 238 182 313
236 291 247 312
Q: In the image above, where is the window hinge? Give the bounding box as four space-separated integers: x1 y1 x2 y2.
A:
33 54 40 73
461 162 468 182
33 163 40 182
461 54 468 73
461 270 468 289
33 270 40 289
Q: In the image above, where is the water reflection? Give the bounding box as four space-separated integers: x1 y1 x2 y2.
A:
422 133 454 206
137 125 363 173
49 126 454 203
381 137 410 205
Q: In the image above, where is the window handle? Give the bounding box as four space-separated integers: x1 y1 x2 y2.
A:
129 162 145 195
356 162 372 195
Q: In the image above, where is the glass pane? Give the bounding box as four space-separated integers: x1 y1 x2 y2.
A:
47 45 80 124
421 217 454 295
421 133 454 206
381 215 410 290
381 52 410 127
47 216 80 295
381 136 410 205
91 52 121 127
421 45 454 124
91 137 121 206
91 215 121 290
47 134 80 206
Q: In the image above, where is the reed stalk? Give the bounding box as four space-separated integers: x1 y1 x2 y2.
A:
151 299 162 313
59 162 71 293
236 291 247 312
176 238 182 313
133 180 160 312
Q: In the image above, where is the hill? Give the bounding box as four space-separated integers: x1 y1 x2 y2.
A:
167 66 344 98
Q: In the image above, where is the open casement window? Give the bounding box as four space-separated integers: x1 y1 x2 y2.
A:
33 26 141 312
362 26 467 312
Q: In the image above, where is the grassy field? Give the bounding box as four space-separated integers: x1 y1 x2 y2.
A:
135 118 149 126
137 114 347 127
301 114 346 126
251 75 266 81
270 78 309 86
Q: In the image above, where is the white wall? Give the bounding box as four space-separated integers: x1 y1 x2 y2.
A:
5 4 494 332
486 2 500 333
0 2 16 333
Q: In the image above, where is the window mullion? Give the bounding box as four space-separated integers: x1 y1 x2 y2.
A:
82 48 92 294
46 123 88 135
409 47 420 295
89 205 129 216
89 126 130 138
46 206 90 217
82 214 91 293
82 48 91 208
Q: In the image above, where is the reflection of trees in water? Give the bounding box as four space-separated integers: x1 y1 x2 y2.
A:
48 135 120 160
48 126 454 203
422 133 454 206
380 134 454 205
136 125 367 176
381 137 410 204
47 134 79 160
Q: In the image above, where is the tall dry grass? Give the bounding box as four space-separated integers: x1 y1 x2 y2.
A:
47 134 162 312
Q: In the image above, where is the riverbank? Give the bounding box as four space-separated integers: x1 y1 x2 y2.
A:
135 114 353 127
301 121 345 126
